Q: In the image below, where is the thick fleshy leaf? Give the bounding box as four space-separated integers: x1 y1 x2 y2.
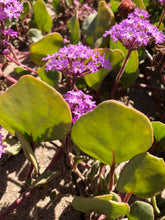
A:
82 1 115 48
95 1 115 48
0 75 72 143
110 40 139 88
4 139 22 155
67 11 80 44
133 0 146 9
152 121 165 153
16 131 39 174
30 33 63 66
31 171 58 188
29 28 43 42
110 1 120 13
52 0 62 14
20 1 30 20
71 100 153 165
82 13 97 48
33 0 53 33
72 196 129 219
37 66 61 88
84 48 124 91
116 152 165 198
127 201 154 220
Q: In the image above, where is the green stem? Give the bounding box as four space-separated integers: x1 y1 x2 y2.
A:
152 196 161 215
111 50 132 99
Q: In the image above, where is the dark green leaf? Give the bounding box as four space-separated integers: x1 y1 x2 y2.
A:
67 11 80 44
37 66 61 88
116 153 165 198
33 0 53 33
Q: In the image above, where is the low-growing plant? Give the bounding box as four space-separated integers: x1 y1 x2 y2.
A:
0 0 165 219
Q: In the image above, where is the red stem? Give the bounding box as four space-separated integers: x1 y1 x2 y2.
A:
45 147 64 172
124 192 132 203
158 8 165 29
108 151 115 192
111 50 132 99
6 55 38 74
0 190 33 220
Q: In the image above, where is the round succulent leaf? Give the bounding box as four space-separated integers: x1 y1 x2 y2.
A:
30 33 63 66
116 152 165 198
127 201 154 220
72 196 129 219
152 121 165 153
37 66 61 88
84 48 124 91
33 0 53 33
0 75 72 143
133 0 146 9
67 11 80 44
71 100 153 165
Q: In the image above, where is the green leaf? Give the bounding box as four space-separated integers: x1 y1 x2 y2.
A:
71 100 153 165
52 0 62 14
132 0 146 9
0 75 72 143
82 1 115 48
14 67 30 75
33 0 53 33
16 131 39 174
3 138 22 155
30 33 63 66
84 48 124 91
29 28 43 42
110 1 120 13
116 152 165 198
152 121 165 153
37 66 61 88
20 1 30 20
31 170 58 188
82 13 97 48
67 11 80 44
127 201 154 220
72 196 129 219
95 1 115 48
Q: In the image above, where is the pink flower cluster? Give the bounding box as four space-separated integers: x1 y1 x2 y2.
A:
0 0 23 56
43 44 111 78
103 8 165 50
63 90 96 123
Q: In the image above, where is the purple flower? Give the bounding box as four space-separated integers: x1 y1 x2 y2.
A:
1 0 23 20
43 44 111 78
103 8 165 50
3 28 18 37
0 126 6 158
63 90 96 123
159 0 165 7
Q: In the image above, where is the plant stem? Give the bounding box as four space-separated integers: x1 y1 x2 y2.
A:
45 147 64 172
111 50 132 99
124 192 132 203
108 151 115 192
152 196 161 215
6 54 38 74
0 189 33 220
158 8 165 29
